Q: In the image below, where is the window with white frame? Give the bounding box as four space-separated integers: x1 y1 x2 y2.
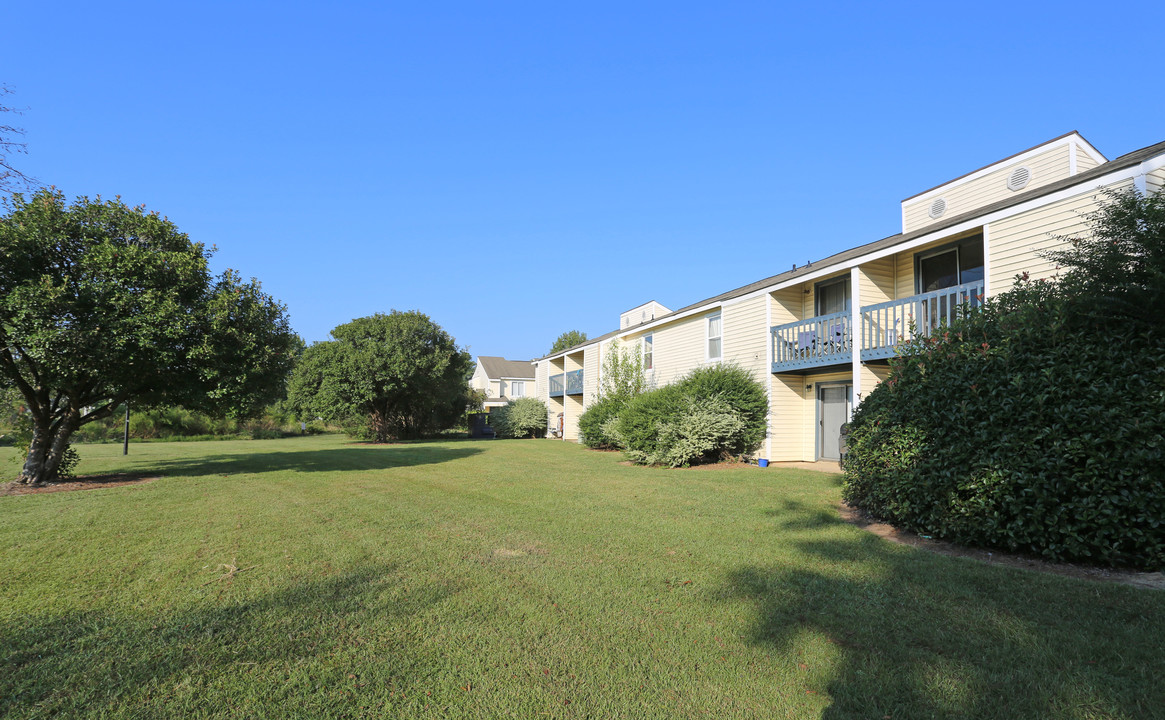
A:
642 334 653 371
509 381 525 398
706 312 722 361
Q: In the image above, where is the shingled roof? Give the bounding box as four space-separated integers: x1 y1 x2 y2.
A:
477 356 535 380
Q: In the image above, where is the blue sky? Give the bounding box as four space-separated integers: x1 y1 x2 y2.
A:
7 1 1163 361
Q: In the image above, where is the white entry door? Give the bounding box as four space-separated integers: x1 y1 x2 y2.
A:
818 385 852 461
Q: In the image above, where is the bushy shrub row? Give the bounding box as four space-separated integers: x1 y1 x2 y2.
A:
843 191 1165 570
492 397 548 439
577 395 625 449
581 363 766 467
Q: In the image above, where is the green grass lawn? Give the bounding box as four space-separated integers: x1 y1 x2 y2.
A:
2 435 1162 719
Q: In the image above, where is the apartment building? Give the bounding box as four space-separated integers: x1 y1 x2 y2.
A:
534 132 1165 462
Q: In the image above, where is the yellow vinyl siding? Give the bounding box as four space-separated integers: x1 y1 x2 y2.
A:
903 144 1073 233
769 374 808 461
857 258 895 306
1148 167 1165 195
583 346 600 403
770 287 801 325
986 180 1134 292
860 364 891 403
1075 148 1100 173
650 313 710 387
723 296 768 387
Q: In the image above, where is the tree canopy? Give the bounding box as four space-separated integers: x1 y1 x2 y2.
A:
548 329 587 355
0 189 299 484
287 311 473 442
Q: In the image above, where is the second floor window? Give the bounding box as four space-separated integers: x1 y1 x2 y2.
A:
707 313 722 361
917 235 984 293
643 334 653 371
510 381 525 398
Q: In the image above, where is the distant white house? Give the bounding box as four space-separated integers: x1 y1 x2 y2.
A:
469 356 536 411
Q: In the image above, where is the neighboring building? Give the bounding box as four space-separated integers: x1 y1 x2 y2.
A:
534 132 1165 460
469 356 536 411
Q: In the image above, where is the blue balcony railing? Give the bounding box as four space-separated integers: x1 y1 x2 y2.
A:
549 373 565 397
565 369 584 395
769 280 986 372
771 310 852 372
860 280 985 361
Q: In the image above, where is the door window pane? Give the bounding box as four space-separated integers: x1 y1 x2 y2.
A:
958 240 984 285
816 279 849 315
919 250 959 292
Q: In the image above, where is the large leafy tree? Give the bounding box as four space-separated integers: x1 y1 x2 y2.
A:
0 189 299 484
548 329 587 355
288 311 472 442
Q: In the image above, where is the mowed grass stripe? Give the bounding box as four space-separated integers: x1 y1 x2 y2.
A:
1 435 1162 719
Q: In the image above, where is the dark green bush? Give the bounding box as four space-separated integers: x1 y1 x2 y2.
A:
844 279 1165 570
493 397 548 439
614 363 767 467
845 192 1165 569
578 395 627 449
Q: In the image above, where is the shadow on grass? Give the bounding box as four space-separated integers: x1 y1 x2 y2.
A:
0 564 455 717
725 534 1165 719
761 499 844 531
143 444 485 478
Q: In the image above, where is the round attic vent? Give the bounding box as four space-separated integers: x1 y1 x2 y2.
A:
928 198 947 219
1007 166 1032 191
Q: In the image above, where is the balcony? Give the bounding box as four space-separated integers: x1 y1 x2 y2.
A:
549 373 564 397
859 281 984 361
565 369 584 395
770 281 985 373
771 310 852 372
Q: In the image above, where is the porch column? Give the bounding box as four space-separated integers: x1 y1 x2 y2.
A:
850 267 862 408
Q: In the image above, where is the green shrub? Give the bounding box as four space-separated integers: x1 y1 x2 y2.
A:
622 395 747 468
493 397 549 439
677 364 768 455
578 395 627 449
613 383 687 461
843 279 1165 569
615 363 767 467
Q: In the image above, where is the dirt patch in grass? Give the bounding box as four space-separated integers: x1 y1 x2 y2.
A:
1 474 158 496
841 502 1165 590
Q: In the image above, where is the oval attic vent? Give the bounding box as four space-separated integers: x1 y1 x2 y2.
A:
928 198 947 219
1007 166 1032 191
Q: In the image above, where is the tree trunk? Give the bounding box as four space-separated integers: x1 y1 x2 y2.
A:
16 424 51 485
16 417 77 485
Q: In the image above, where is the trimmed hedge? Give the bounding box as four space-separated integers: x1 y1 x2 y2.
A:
843 280 1165 569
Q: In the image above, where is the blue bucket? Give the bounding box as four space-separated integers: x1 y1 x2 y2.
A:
757 459 769 468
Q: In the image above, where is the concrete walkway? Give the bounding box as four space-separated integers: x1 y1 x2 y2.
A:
767 460 842 474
